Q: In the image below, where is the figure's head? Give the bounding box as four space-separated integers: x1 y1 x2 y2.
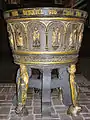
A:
56 27 59 31
20 64 26 73
34 27 38 31
53 27 55 31
70 64 76 73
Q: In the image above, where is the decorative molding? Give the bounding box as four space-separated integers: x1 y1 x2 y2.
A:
4 8 87 19
5 8 87 66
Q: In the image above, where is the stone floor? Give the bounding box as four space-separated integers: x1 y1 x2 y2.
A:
0 74 90 120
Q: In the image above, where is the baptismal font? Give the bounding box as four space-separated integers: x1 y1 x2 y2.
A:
4 1 87 117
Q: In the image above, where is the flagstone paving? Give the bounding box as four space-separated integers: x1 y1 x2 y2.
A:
0 74 90 120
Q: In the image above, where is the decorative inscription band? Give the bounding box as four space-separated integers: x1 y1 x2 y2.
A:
4 8 87 20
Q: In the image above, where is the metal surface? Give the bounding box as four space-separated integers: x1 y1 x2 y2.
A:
4 7 87 117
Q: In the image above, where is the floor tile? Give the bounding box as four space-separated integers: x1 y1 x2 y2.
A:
0 107 10 114
0 75 90 120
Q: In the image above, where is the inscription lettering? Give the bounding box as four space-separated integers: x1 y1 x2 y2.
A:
10 9 83 18
48 10 57 15
12 11 18 16
75 11 81 17
63 10 74 16
23 9 43 15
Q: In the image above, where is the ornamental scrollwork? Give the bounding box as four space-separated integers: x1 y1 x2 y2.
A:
13 54 78 64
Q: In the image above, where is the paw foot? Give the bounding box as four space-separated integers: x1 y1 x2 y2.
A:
67 105 82 116
15 105 28 116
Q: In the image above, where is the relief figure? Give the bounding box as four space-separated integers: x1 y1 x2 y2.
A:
8 31 14 49
32 27 40 47
52 27 60 47
78 25 84 44
76 24 84 50
69 27 78 48
16 28 23 48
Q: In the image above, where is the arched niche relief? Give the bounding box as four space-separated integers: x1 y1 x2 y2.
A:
66 22 79 51
7 23 15 51
27 21 46 51
76 23 84 51
13 22 27 51
47 21 65 51
67 22 84 51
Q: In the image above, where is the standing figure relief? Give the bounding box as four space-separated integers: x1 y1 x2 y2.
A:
16 29 23 47
32 27 40 48
8 31 14 49
75 24 84 50
52 27 60 47
7 25 14 50
78 24 84 44
69 26 78 49
14 24 24 49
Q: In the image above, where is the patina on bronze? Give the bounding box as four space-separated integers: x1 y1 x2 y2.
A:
4 8 87 117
